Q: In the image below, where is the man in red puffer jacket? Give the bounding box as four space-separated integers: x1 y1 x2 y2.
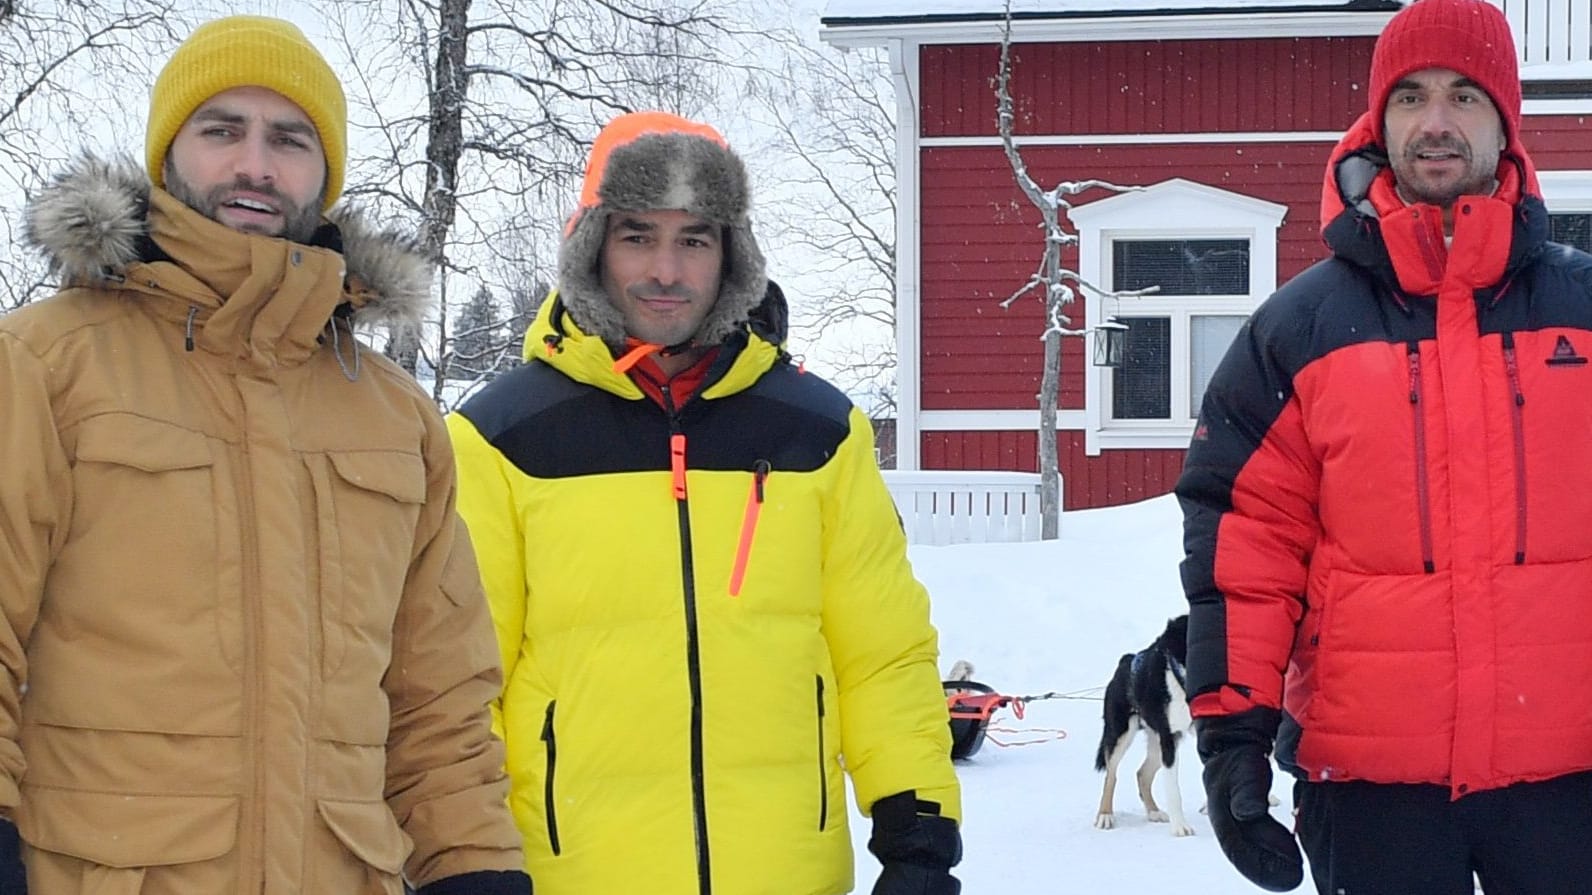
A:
1180 1 1592 892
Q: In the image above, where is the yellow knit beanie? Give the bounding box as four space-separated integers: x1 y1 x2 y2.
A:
146 16 347 210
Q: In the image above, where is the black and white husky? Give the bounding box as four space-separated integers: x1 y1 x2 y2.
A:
1093 614 1195 837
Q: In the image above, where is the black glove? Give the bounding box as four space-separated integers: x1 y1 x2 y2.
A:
415 869 530 895
1199 707 1303 893
867 791 961 895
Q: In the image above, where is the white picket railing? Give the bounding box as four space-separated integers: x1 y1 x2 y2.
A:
880 470 1047 546
1492 0 1592 75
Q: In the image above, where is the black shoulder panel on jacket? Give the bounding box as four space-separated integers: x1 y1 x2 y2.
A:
456 359 856 480
1481 242 1592 334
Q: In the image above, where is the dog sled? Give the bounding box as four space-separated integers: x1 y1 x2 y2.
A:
943 679 1066 760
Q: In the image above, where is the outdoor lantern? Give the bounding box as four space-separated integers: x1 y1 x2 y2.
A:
1092 316 1129 368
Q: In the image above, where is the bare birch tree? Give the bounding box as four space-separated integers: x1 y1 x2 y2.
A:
0 0 182 311
748 31 897 416
994 5 1143 537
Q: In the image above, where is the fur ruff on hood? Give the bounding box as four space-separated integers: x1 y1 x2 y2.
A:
22 153 430 333
557 120 767 353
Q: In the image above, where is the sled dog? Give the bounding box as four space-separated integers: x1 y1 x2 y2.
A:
1094 614 1195 837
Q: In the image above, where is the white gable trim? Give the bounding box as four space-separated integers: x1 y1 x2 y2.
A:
921 131 1343 147
1070 177 1289 229
1073 179 1287 456
821 10 1394 48
891 37 925 471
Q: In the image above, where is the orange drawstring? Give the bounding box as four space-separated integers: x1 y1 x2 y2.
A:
613 339 664 374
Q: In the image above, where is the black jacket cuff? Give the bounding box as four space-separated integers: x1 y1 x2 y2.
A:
415 869 531 895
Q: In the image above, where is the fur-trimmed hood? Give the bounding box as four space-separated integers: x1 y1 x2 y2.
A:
22 153 430 333
557 113 766 353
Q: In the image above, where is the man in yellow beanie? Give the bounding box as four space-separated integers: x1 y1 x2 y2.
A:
0 16 529 895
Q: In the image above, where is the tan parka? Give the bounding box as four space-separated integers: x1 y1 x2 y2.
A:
0 155 521 893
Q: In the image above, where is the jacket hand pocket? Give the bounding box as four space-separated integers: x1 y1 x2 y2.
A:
316 798 411 895
16 788 237 893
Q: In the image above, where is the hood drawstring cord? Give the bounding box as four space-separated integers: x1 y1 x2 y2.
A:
328 315 361 382
184 306 198 352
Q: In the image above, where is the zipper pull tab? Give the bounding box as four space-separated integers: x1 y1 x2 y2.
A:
754 459 770 502
670 433 688 501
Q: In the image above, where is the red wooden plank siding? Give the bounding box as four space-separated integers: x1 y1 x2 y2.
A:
1521 117 1592 167
920 38 1376 137
915 33 1588 510
920 431 1186 510
917 117 1592 415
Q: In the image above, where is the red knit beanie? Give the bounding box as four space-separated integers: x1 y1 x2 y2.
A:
1369 0 1520 146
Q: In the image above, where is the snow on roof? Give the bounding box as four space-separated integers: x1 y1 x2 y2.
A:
822 0 1400 23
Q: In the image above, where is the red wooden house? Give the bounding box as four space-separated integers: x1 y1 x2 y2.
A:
821 0 1592 509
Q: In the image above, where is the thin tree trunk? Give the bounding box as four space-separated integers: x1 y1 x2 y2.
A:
1038 229 1062 538
391 0 471 375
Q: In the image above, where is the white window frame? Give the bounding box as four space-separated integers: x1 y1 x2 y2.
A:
1070 179 1287 457
1540 170 1592 215
1538 170 1592 254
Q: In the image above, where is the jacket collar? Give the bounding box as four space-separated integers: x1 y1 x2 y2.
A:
525 291 781 402
1319 112 1549 301
23 153 432 364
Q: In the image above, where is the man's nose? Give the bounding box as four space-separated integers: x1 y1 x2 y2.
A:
647 246 682 285
1413 101 1457 138
233 134 276 184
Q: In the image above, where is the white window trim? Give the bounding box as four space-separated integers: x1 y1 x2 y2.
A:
1070 178 1287 457
1540 170 1592 213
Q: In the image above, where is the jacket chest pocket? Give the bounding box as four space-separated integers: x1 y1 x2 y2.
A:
46 415 230 731
310 450 426 686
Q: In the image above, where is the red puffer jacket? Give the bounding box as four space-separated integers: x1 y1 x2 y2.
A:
1179 112 1592 798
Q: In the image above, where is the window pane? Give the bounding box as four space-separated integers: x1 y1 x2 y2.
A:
1113 317 1170 420
1191 315 1247 418
1113 239 1250 295
1550 214 1592 252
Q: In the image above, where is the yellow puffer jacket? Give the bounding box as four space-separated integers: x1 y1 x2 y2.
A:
448 297 959 894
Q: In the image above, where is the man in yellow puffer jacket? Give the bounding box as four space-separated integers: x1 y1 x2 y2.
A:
447 111 963 894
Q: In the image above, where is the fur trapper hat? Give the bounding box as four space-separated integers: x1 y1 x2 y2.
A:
557 111 767 351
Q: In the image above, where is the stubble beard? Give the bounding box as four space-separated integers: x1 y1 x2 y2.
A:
164 165 323 243
622 282 711 348
1392 137 1499 208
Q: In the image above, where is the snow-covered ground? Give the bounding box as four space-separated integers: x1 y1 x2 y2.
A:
843 494 1293 892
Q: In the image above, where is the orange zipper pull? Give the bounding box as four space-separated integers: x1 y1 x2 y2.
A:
728 461 770 596
670 433 688 501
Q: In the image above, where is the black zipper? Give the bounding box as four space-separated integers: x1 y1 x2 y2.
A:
541 701 561 856
816 675 828 831
663 390 713 895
